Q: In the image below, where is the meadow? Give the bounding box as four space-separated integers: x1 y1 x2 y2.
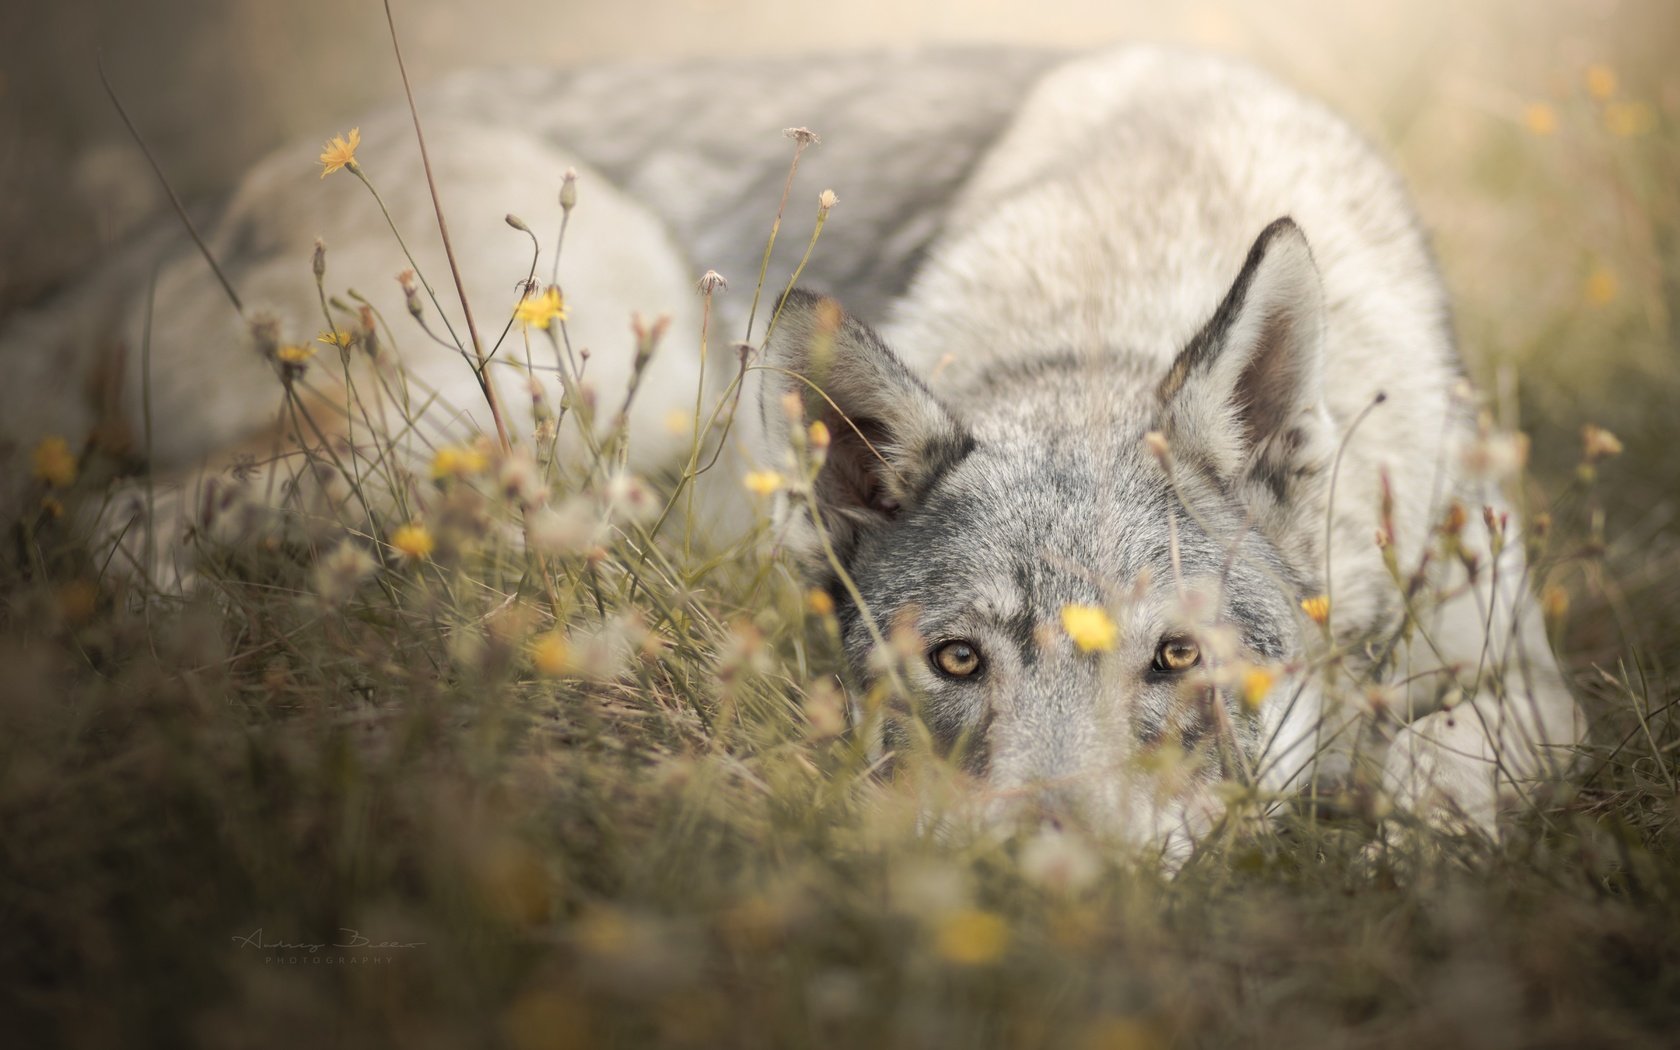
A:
2 5 1678 1047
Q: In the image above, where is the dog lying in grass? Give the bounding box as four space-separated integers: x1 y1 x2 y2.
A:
1 45 1583 858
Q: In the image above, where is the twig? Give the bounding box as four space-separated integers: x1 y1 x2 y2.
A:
97 51 243 316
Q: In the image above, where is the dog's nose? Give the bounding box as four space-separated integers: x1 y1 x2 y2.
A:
1034 786 1080 832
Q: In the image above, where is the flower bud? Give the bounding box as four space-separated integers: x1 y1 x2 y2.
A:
560 168 578 212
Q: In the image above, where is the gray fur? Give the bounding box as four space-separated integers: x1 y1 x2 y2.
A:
761 47 1584 854
1 44 1583 855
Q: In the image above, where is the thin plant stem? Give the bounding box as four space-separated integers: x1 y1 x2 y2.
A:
380 0 511 453
98 52 243 317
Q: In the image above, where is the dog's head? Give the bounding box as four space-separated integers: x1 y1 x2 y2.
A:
760 218 1338 854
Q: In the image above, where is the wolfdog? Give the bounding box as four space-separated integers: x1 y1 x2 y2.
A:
1 46 1583 854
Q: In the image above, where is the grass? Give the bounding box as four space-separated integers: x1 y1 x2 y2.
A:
3 19 1679 1050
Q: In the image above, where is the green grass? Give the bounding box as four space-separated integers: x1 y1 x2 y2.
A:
3 32 1679 1050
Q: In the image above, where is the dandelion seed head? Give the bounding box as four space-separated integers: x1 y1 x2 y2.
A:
1460 427 1530 481
313 541 375 605
603 472 659 524
527 497 606 557
1020 829 1101 893
499 450 546 508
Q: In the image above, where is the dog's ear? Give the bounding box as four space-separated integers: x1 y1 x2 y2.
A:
1156 218 1337 568
760 290 971 569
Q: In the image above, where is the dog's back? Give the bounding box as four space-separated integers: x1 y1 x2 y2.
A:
0 48 1059 520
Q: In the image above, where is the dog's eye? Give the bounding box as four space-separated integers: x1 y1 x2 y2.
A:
931 640 984 679
1153 637 1201 673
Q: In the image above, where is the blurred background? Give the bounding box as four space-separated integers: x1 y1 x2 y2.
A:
2 0 1677 663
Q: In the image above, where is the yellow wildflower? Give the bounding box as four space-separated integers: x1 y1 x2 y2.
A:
318 127 360 178
530 631 571 676
32 436 77 488
316 328 353 350
1584 64 1617 101
1522 102 1558 136
1300 595 1331 626
1061 604 1118 653
430 444 489 480
663 409 692 436
275 344 317 365
806 589 835 617
514 286 567 330
1584 266 1618 306
807 420 831 450
742 470 784 496
390 522 435 560
934 908 1009 966
1603 101 1654 138
1542 584 1570 626
1241 665 1277 711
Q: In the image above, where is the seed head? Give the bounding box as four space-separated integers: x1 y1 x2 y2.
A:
1581 423 1623 463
